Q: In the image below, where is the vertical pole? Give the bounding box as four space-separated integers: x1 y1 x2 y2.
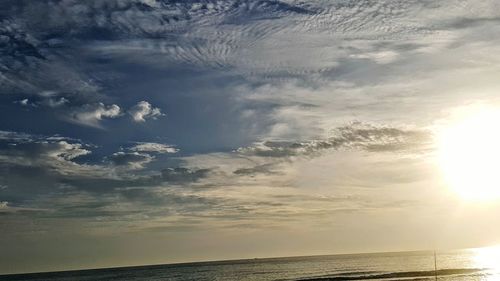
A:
434 250 438 281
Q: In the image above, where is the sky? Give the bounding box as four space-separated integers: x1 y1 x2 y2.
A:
3 0 500 274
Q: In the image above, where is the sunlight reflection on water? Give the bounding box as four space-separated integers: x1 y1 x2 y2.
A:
471 246 500 281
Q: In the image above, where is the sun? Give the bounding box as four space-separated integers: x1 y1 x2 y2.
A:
438 107 500 201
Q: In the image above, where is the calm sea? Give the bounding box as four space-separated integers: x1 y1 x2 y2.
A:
1 248 499 281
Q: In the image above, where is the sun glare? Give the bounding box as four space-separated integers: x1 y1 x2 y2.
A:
438 107 500 201
472 246 500 274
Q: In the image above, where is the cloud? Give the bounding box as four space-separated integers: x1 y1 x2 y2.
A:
0 131 120 208
107 152 153 170
41 141 91 161
3 0 500 249
236 122 431 158
0 201 46 215
0 131 207 199
233 163 282 176
350 50 400 64
104 142 178 171
0 19 103 109
128 101 164 123
41 97 69 108
0 130 95 171
161 167 211 183
67 103 121 128
0 136 90 163
0 127 435 237
0 20 45 72
14 92 69 109
129 142 178 154
15 98 31 106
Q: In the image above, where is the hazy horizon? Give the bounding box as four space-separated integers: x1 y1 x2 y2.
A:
3 0 500 275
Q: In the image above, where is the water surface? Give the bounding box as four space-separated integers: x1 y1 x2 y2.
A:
1 247 499 281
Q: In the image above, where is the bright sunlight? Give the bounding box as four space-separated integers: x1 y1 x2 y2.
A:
438 107 500 201
472 246 500 270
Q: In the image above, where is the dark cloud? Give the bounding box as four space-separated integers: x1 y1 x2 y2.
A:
0 0 375 93
233 163 281 176
161 167 211 183
0 131 90 162
444 17 500 30
0 0 313 40
0 131 101 203
0 20 44 72
0 19 101 100
107 151 153 169
0 131 210 209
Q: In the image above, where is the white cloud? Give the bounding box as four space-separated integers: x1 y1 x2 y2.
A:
0 131 91 162
0 138 91 167
138 0 161 8
129 142 178 154
128 101 164 123
68 103 121 128
350 51 400 64
0 201 8 209
15 98 37 107
38 91 58 98
43 97 69 108
18 99 29 106
47 141 91 161
15 95 68 108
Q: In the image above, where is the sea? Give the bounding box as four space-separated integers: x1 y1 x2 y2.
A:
1 248 499 281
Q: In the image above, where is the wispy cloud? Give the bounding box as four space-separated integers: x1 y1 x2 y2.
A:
237 122 431 158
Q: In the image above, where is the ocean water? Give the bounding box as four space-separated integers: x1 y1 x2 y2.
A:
1 248 499 281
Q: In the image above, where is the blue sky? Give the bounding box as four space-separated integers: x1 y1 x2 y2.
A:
3 0 500 274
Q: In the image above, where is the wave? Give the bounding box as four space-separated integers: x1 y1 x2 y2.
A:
297 268 485 281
